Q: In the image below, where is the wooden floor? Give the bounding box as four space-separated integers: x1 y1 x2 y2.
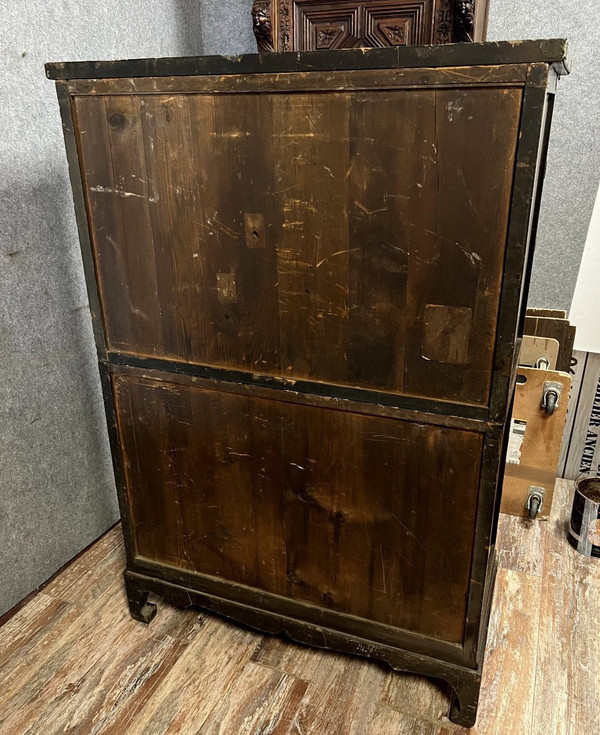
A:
0 479 597 734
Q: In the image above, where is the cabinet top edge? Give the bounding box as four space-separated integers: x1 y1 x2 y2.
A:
45 39 569 81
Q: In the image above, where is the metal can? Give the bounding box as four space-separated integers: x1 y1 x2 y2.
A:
568 478 600 557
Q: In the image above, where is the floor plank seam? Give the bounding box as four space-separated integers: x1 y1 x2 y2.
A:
528 499 551 735
374 696 455 730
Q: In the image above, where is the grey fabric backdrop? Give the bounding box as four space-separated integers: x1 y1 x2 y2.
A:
486 0 600 312
0 0 250 617
0 1 597 615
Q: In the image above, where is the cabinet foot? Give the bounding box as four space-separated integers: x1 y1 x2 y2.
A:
124 572 158 624
449 676 481 728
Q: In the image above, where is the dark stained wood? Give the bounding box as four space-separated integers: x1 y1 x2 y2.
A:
345 88 433 393
106 350 492 422
487 63 555 426
65 63 529 96
401 86 521 405
273 91 350 383
76 80 521 408
251 0 490 53
76 95 164 355
422 305 472 365
51 43 569 728
109 361 489 431
114 373 482 642
46 40 570 80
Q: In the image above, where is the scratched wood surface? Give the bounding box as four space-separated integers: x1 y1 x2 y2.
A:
0 479 596 734
74 81 521 407
113 372 483 643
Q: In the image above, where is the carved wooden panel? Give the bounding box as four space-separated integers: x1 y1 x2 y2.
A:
252 0 489 52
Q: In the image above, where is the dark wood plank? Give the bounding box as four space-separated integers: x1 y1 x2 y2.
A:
114 373 483 643
346 89 433 392
76 81 522 409
273 90 350 382
63 64 530 96
75 95 164 354
45 39 570 80
110 361 489 431
402 86 522 406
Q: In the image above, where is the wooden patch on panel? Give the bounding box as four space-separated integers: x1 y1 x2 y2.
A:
422 305 472 365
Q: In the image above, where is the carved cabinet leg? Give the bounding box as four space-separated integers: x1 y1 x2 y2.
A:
449 675 482 728
124 572 157 624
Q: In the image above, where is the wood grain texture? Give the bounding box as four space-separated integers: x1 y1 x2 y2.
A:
46 40 571 81
495 511 547 577
0 481 596 734
529 481 600 735
113 372 483 643
66 65 528 97
75 79 522 408
449 568 542 735
519 336 559 370
523 315 575 374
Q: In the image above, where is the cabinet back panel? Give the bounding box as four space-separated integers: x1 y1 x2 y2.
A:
75 83 521 406
113 373 483 643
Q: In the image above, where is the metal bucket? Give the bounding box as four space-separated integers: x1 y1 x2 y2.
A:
568 478 600 557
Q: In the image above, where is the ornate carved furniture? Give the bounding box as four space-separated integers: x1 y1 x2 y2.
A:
47 39 569 727
252 0 489 52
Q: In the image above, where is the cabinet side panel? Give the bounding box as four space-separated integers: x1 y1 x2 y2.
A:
113 373 483 643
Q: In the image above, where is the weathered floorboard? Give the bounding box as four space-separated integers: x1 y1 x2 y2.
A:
0 480 597 734
529 481 600 735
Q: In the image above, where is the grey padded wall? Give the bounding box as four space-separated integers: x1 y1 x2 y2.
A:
0 1 212 617
487 1 600 312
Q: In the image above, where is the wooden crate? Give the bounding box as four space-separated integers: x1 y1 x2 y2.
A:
559 350 600 480
47 40 569 728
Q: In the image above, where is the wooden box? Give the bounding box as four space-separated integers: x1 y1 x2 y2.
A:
251 0 491 52
47 40 569 727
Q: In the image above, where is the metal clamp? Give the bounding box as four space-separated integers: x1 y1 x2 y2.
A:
541 381 562 416
526 486 545 520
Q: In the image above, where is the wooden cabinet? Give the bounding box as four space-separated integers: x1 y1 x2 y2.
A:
252 0 491 51
47 40 569 727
